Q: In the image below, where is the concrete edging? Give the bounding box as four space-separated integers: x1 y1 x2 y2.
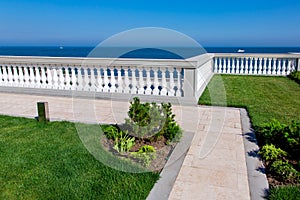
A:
240 108 269 200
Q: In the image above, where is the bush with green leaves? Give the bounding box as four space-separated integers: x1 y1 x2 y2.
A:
270 160 300 181
125 97 182 142
269 185 300 200
102 125 122 141
257 119 300 158
131 145 156 167
113 131 135 153
289 70 300 84
259 144 287 162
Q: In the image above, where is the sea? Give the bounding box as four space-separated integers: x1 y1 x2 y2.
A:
0 46 300 59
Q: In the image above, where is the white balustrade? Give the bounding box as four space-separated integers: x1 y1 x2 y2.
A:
0 54 298 105
214 53 298 76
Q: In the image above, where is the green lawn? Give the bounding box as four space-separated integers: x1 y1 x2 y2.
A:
199 75 300 127
0 115 159 200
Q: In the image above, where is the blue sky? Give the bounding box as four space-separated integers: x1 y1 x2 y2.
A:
0 0 299 46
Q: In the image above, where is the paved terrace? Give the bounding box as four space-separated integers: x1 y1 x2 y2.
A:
0 92 263 199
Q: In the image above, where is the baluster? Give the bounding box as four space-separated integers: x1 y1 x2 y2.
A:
29 66 35 87
231 58 236 74
277 59 282 75
281 59 287 75
227 58 231 73
223 58 227 74
103 67 109 92
145 67 152 95
46 67 52 88
40 66 47 88
0 66 3 85
258 58 263 75
7 65 14 86
52 67 59 89
236 58 240 74
36 66 42 88
249 58 253 74
138 67 144 94
240 58 244 74
89 67 96 91
2 66 8 86
286 59 292 75
152 68 159 95
18 66 25 86
176 68 182 97
71 67 77 90
110 67 116 92
244 58 249 74
65 67 71 90
160 67 167 96
218 58 222 73
130 67 137 94
77 68 83 91
123 67 130 93
214 58 218 73
97 68 103 92
169 68 175 96
115 67 122 93
58 68 64 89
12 65 19 86
267 58 272 75
83 68 90 91
23 66 29 87
253 58 258 74
262 58 267 74
272 58 277 75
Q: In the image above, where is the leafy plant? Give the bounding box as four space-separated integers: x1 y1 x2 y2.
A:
270 160 300 181
102 125 122 141
125 97 165 139
289 70 300 84
257 119 300 158
131 145 156 167
113 131 135 153
259 144 287 162
125 97 182 142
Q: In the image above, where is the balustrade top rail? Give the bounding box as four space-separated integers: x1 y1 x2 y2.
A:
214 53 300 58
0 56 199 68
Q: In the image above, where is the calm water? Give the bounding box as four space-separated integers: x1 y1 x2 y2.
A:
0 46 299 59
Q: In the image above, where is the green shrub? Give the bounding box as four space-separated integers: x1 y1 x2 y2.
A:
269 185 300 200
259 144 287 162
125 97 182 142
131 145 156 167
257 119 286 146
102 125 122 141
270 160 300 181
289 70 300 84
113 132 135 153
160 103 182 142
257 119 300 158
126 97 165 139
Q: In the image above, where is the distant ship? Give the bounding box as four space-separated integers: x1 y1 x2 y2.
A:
59 46 64 50
237 49 245 53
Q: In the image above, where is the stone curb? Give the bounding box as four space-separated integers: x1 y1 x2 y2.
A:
240 108 269 200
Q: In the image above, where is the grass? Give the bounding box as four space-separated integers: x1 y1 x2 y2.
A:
199 74 300 199
199 75 300 127
268 185 300 200
0 115 159 200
